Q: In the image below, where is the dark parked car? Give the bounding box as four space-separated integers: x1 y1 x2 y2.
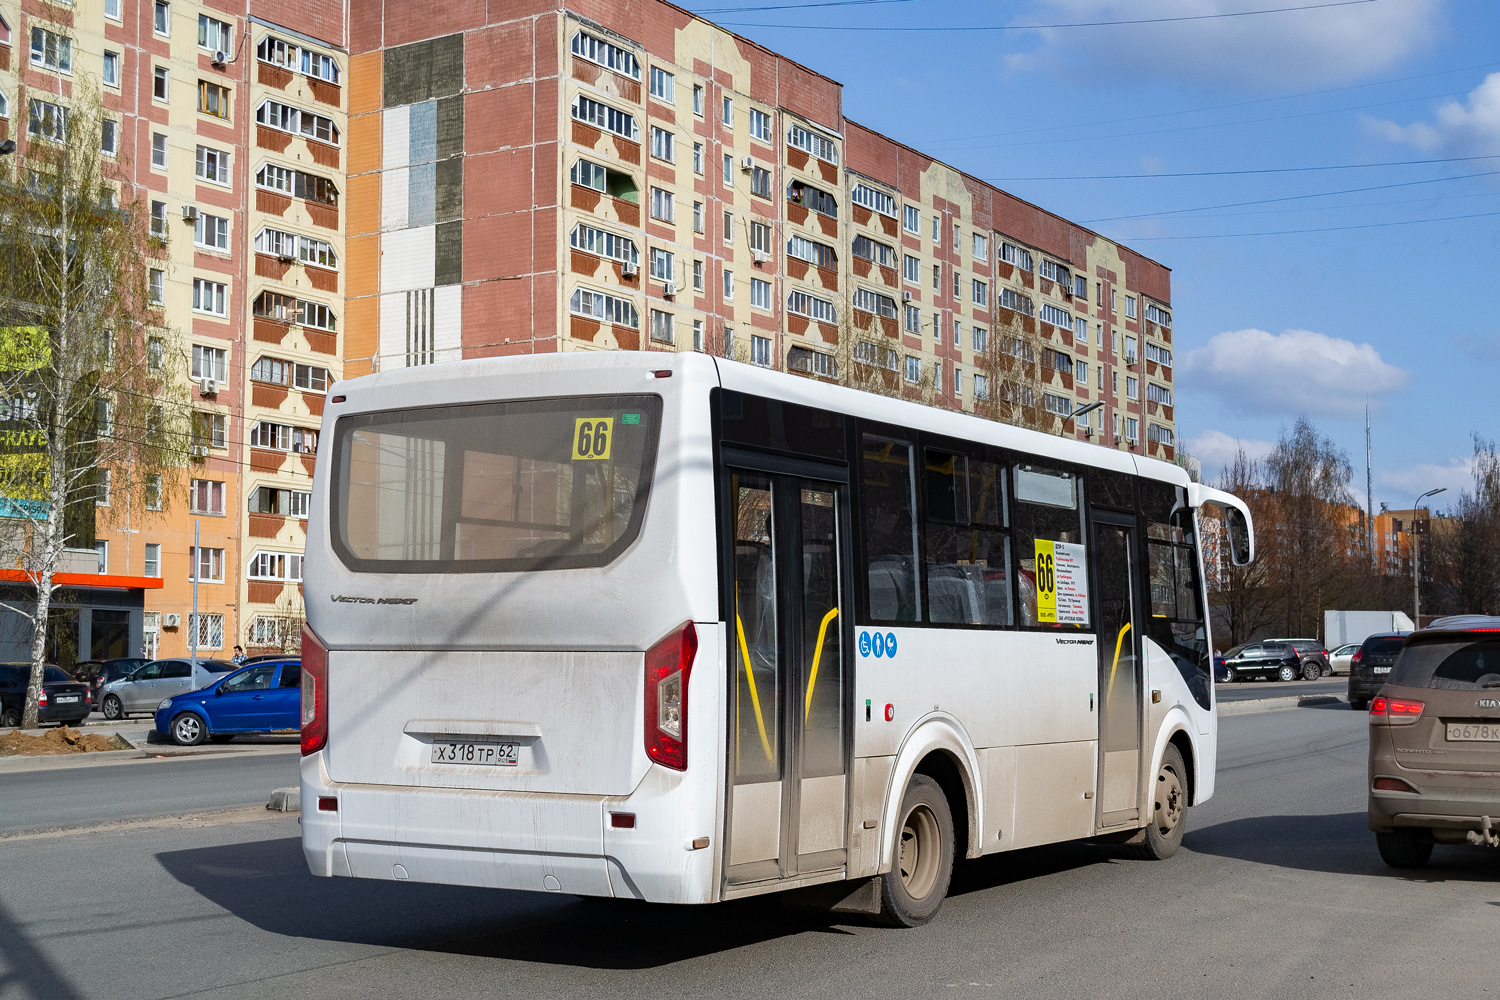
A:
0 663 93 728
1266 638 1331 679
71 658 150 710
1367 615 1500 868
1220 641 1304 682
154 659 302 745
1349 632 1410 710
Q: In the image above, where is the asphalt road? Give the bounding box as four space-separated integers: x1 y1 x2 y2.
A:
1 706 1496 1000
1215 676 1347 703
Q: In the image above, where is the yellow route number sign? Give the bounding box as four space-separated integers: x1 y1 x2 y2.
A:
572 417 613 460
1033 538 1090 625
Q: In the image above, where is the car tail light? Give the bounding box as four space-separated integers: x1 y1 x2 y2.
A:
301 624 328 756
1369 696 1424 724
1373 777 1418 793
1351 649 1363 665
37 688 48 707
644 621 697 771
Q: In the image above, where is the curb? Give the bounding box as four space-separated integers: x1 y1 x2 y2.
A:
1219 693 1346 716
267 786 301 812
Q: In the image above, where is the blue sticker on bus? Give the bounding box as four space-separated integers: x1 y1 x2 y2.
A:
885 632 897 658
858 631 872 657
872 632 886 658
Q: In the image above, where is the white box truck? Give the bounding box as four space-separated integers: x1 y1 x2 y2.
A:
1324 610 1415 649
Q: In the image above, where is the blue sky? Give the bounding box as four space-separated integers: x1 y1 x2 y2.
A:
679 0 1500 513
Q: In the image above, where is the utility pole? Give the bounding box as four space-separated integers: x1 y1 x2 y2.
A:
1365 406 1374 570
1411 488 1446 627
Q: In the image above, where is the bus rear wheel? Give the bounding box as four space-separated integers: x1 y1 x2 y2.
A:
1122 744 1187 860
876 774 954 927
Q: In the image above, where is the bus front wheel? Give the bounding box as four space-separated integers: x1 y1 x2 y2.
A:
876 774 955 927
1122 743 1187 861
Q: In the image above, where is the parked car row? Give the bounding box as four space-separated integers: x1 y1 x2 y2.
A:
1214 639 1329 683
0 663 92 728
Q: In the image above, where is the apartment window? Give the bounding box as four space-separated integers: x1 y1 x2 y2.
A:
850 183 896 218
932 363 942 393
751 166 772 200
148 270 166 305
932 215 940 242
1000 242 1033 271
191 346 228 382
1074 317 1087 343
297 300 335 331
1148 424 1175 447
649 66 674 103
1125 295 1138 319
649 125 674 163
690 201 704 235
102 120 118 157
192 412 227 449
953 319 962 348
904 255 920 284
145 475 163 511
852 235 896 268
903 205 920 234
195 145 231 185
953 272 960 301
1096 281 1103 306
724 211 733 244
199 81 230 119
154 1 171 35
789 347 836 378
972 233 988 259
570 95 638 141
29 99 70 142
144 543 161 577
787 181 837 218
692 142 703 174
154 66 170 101
723 153 733 187
722 268 733 301
693 84 704 116
1040 259 1070 285
1126 376 1139 400
1073 275 1087 298
199 14 231 52
649 309 674 345
749 108 772 143
294 364 329 392
932 265 940 292
1146 382 1173 406
192 279 228 317
194 213 229 251
1040 303 1072 329
1112 371 1119 396
1097 365 1104 390
750 335 772 367
1145 301 1172 328
722 95 733 127
904 304 921 334
693 259 704 291
249 486 311 516
106 0 122 20
94 540 108 573
972 279 988 308
1096 323 1104 347
1000 289 1034 316
189 547 225 582
152 133 169 169
190 479 225 515
649 248 674 282
933 311 941 343
248 552 303 582
189 614 225 649
973 327 989 354
1042 392 1071 417
251 357 288 385
974 374 991 401
953 226 961 254
787 289 837 324
750 278 771 310
257 99 339 144
1126 417 1139 442
649 187 674 223
1145 343 1173 367
30 27 73 74
250 421 318 454
905 356 921 384
1110 289 1118 312
93 468 111 508
1075 360 1088 383
852 287 898 319
955 368 963 395
103 51 120 87
570 30 640 79
568 287 639 328
255 227 296 258
749 221 772 255
786 122 837 164
300 236 337 269
787 235 837 269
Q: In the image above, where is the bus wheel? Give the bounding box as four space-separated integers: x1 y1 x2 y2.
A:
1123 744 1187 861
876 774 954 927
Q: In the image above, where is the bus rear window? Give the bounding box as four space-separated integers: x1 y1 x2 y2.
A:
331 395 662 573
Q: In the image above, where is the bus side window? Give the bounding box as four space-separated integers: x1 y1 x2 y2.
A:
923 447 1012 627
1012 462 1085 627
1140 479 1210 709
860 433 920 623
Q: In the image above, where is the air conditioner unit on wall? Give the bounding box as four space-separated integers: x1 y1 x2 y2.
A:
663 281 678 298
163 613 182 628
198 377 218 397
189 444 209 459
751 249 770 265
212 50 230 68
182 205 199 221
276 253 295 264
621 259 638 277
740 156 754 171
901 290 913 302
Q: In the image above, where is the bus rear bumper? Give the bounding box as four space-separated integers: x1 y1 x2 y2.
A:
299 752 718 904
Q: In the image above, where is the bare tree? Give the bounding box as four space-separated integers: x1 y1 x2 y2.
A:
973 307 1045 431
1207 445 1277 647
1431 435 1500 615
0 80 187 728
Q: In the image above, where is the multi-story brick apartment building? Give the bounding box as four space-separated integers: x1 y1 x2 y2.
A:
341 0 1178 463
0 0 346 660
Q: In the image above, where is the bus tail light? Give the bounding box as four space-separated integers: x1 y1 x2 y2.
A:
645 621 697 771
301 624 329 756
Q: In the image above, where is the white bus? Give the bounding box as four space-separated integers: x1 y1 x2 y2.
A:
299 351 1253 925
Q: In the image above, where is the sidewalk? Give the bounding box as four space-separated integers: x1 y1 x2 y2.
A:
0 720 299 773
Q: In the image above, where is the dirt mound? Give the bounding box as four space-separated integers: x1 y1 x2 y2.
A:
0 725 127 757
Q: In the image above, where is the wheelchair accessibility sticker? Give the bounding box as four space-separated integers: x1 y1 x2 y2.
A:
858 631 898 659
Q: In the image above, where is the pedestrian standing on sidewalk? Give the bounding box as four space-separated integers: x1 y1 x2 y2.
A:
231 645 246 665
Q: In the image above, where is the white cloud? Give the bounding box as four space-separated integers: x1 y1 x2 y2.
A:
1185 429 1274 467
1377 457 1474 508
1366 72 1500 157
1013 0 1445 91
1179 328 1410 418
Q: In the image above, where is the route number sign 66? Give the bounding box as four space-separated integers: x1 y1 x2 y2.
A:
572 417 613 460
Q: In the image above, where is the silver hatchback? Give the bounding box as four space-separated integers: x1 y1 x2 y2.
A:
99 658 238 719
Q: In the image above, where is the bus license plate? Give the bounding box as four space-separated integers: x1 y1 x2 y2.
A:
431 741 519 766
1446 723 1500 742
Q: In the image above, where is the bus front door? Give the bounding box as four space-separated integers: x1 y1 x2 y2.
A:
1094 516 1143 829
726 469 849 885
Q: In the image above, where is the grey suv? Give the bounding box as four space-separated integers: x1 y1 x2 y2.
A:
1349 632 1409 710
98 658 237 719
1367 615 1500 867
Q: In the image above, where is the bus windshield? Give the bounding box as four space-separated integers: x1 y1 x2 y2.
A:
331 395 662 573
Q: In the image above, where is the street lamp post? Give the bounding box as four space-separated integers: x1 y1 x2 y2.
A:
1411 487 1446 627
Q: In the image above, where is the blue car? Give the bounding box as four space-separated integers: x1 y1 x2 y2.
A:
155 659 301 745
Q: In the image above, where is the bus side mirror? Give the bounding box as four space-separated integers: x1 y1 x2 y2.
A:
1226 507 1252 567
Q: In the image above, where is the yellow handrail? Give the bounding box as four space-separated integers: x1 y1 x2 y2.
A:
1107 621 1133 702
736 612 775 762
803 607 840 720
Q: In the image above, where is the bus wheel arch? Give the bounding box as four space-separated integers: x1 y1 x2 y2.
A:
880 717 983 873
1166 729 1197 805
